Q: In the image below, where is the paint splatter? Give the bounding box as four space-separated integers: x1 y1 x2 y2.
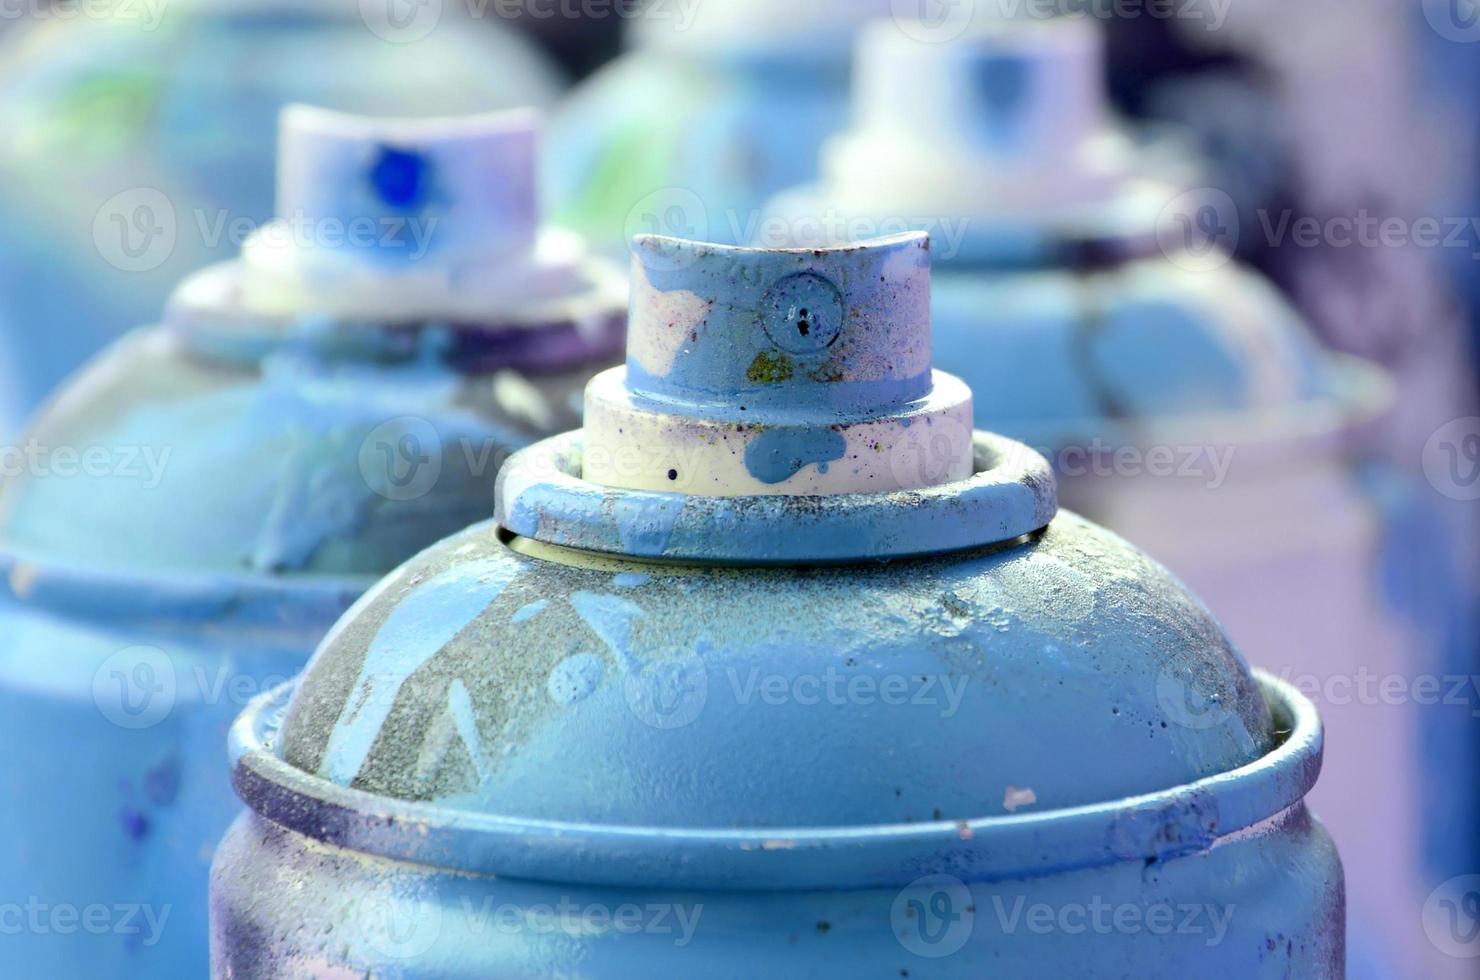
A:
143 758 180 806
548 653 606 705
570 592 645 673
118 806 150 841
512 599 548 624
744 428 847 485
320 560 515 786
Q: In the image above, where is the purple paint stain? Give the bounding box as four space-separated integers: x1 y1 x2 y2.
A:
118 806 151 842
144 757 180 806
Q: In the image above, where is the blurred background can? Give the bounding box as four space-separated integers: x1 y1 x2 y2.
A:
0 104 625 976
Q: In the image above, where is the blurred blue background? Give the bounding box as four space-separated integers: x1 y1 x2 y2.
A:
0 1 1475 977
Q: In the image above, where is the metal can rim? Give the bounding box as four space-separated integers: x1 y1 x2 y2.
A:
228 670 1321 891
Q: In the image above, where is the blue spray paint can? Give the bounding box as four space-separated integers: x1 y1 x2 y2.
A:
0 0 564 435
767 15 1465 975
544 0 897 255
0 107 626 977
210 232 1343 977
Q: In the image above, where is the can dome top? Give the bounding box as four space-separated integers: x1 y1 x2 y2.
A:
244 233 1292 880
0 108 626 593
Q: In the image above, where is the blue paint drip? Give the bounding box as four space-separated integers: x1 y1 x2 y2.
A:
547 653 606 706
744 428 847 485
569 592 644 674
512 599 548 624
446 679 489 783
320 560 517 786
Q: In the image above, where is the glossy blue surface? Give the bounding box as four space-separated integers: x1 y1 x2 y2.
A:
211 234 1343 976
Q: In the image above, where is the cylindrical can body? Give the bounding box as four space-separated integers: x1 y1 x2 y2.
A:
0 319 612 976
207 231 1344 977
209 678 1342 978
0 596 339 974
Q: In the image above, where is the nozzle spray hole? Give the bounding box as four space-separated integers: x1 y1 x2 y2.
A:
762 275 843 356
